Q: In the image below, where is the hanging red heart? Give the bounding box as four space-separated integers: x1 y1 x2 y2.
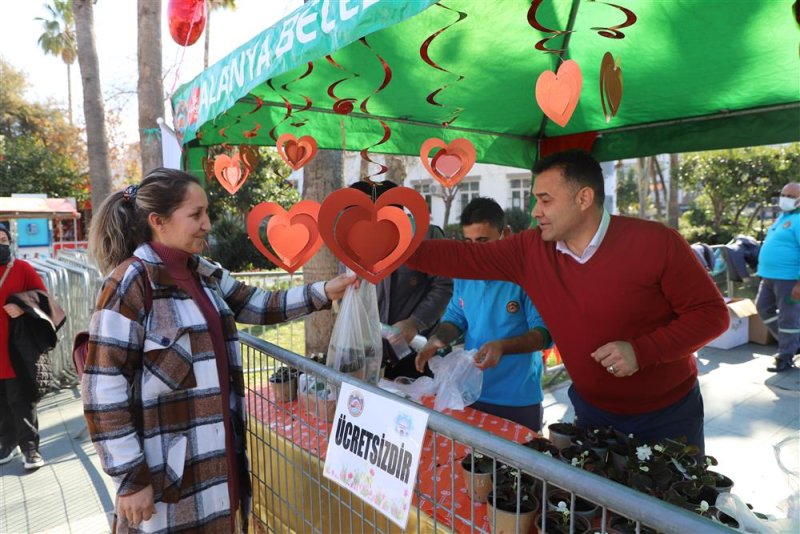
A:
318 188 429 284
213 153 249 195
246 200 323 273
535 59 583 128
167 0 207 47
419 137 477 188
276 133 318 170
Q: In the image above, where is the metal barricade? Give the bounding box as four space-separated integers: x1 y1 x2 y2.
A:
233 271 306 354
240 333 729 534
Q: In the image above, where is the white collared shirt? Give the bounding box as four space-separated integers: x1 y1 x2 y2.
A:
556 209 611 264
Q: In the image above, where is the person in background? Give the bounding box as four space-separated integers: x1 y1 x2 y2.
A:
415 198 550 431
756 182 800 373
0 222 48 470
349 180 453 379
84 169 356 533
405 150 729 455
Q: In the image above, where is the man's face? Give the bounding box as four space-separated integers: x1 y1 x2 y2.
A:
531 168 586 242
462 222 504 244
781 183 800 203
0 233 9 246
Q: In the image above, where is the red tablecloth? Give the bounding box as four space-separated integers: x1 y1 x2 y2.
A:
247 386 535 532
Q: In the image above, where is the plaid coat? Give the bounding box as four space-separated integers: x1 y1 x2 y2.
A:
82 244 329 533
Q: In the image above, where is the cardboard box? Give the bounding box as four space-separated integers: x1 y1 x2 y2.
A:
749 314 776 345
706 298 758 350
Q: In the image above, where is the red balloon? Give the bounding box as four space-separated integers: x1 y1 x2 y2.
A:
168 0 207 47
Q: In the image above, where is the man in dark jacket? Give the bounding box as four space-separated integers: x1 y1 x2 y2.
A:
349 180 453 379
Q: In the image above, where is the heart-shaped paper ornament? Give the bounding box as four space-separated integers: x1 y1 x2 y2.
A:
419 137 477 188
599 52 623 123
213 152 249 194
246 200 322 273
535 59 583 127
276 133 318 170
318 187 429 284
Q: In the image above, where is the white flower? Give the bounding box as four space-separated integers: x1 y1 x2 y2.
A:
628 433 634 439
510 470 520 478
593 429 600 434
653 444 665 453
706 457 714 466
525 432 534 441
571 457 579 466
636 445 653 461
543 451 552 457
557 501 569 513
639 465 650 472
698 500 709 513
692 475 698 480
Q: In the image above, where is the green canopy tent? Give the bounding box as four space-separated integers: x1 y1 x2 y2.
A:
172 0 800 177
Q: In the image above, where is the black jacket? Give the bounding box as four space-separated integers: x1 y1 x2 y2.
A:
8 290 66 402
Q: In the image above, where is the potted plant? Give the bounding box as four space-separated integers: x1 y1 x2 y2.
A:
548 421 581 450
523 437 559 457
269 366 298 402
583 426 616 462
546 489 599 521
486 468 539 534
460 451 495 503
534 499 591 534
607 514 658 534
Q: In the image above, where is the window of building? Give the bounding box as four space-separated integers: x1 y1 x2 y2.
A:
508 173 532 211
459 180 480 210
414 182 433 210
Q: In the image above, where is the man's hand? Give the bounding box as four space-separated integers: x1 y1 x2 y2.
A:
792 281 800 303
591 341 639 377
117 484 156 527
3 303 23 318
474 341 504 370
415 337 446 373
393 318 419 345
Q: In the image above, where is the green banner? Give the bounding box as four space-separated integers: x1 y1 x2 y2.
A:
171 0 437 145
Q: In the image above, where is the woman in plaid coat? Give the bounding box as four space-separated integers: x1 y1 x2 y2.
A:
83 169 355 533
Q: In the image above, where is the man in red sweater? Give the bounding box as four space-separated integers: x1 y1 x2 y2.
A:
407 150 729 454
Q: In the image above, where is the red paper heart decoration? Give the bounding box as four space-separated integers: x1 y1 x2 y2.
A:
168 0 206 47
535 59 583 127
246 200 322 273
276 133 318 170
213 153 249 195
318 188 429 284
599 52 623 123
419 137 477 188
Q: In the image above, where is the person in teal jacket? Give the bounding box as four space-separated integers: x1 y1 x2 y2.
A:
756 182 800 373
415 197 551 431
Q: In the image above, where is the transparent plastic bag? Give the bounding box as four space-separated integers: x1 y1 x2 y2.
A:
427 349 483 412
326 276 381 384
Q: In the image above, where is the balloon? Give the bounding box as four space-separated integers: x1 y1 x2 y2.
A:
168 0 207 47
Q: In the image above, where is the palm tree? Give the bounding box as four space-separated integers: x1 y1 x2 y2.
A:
138 0 164 174
72 0 112 209
36 0 77 125
205 0 238 69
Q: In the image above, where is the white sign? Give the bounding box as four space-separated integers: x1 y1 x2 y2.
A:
323 382 428 529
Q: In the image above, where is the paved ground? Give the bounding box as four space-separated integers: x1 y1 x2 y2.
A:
1 342 798 533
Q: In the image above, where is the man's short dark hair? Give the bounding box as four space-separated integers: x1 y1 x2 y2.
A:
349 179 398 199
460 197 505 232
532 149 605 207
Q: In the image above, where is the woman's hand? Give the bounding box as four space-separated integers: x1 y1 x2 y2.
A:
323 274 358 301
117 484 156 527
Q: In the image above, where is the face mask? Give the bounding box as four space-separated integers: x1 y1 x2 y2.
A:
0 244 10 265
778 196 799 212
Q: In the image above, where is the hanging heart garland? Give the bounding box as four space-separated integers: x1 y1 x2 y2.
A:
246 200 323 273
276 133 318 170
419 137 477 188
535 59 583 128
213 152 249 195
318 187 429 284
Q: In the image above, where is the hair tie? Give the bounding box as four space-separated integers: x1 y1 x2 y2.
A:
122 185 140 203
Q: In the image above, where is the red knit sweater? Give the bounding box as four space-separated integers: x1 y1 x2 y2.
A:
0 259 47 379
407 216 729 414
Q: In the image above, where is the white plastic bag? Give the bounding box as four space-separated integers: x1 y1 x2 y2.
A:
428 349 483 412
326 277 381 384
